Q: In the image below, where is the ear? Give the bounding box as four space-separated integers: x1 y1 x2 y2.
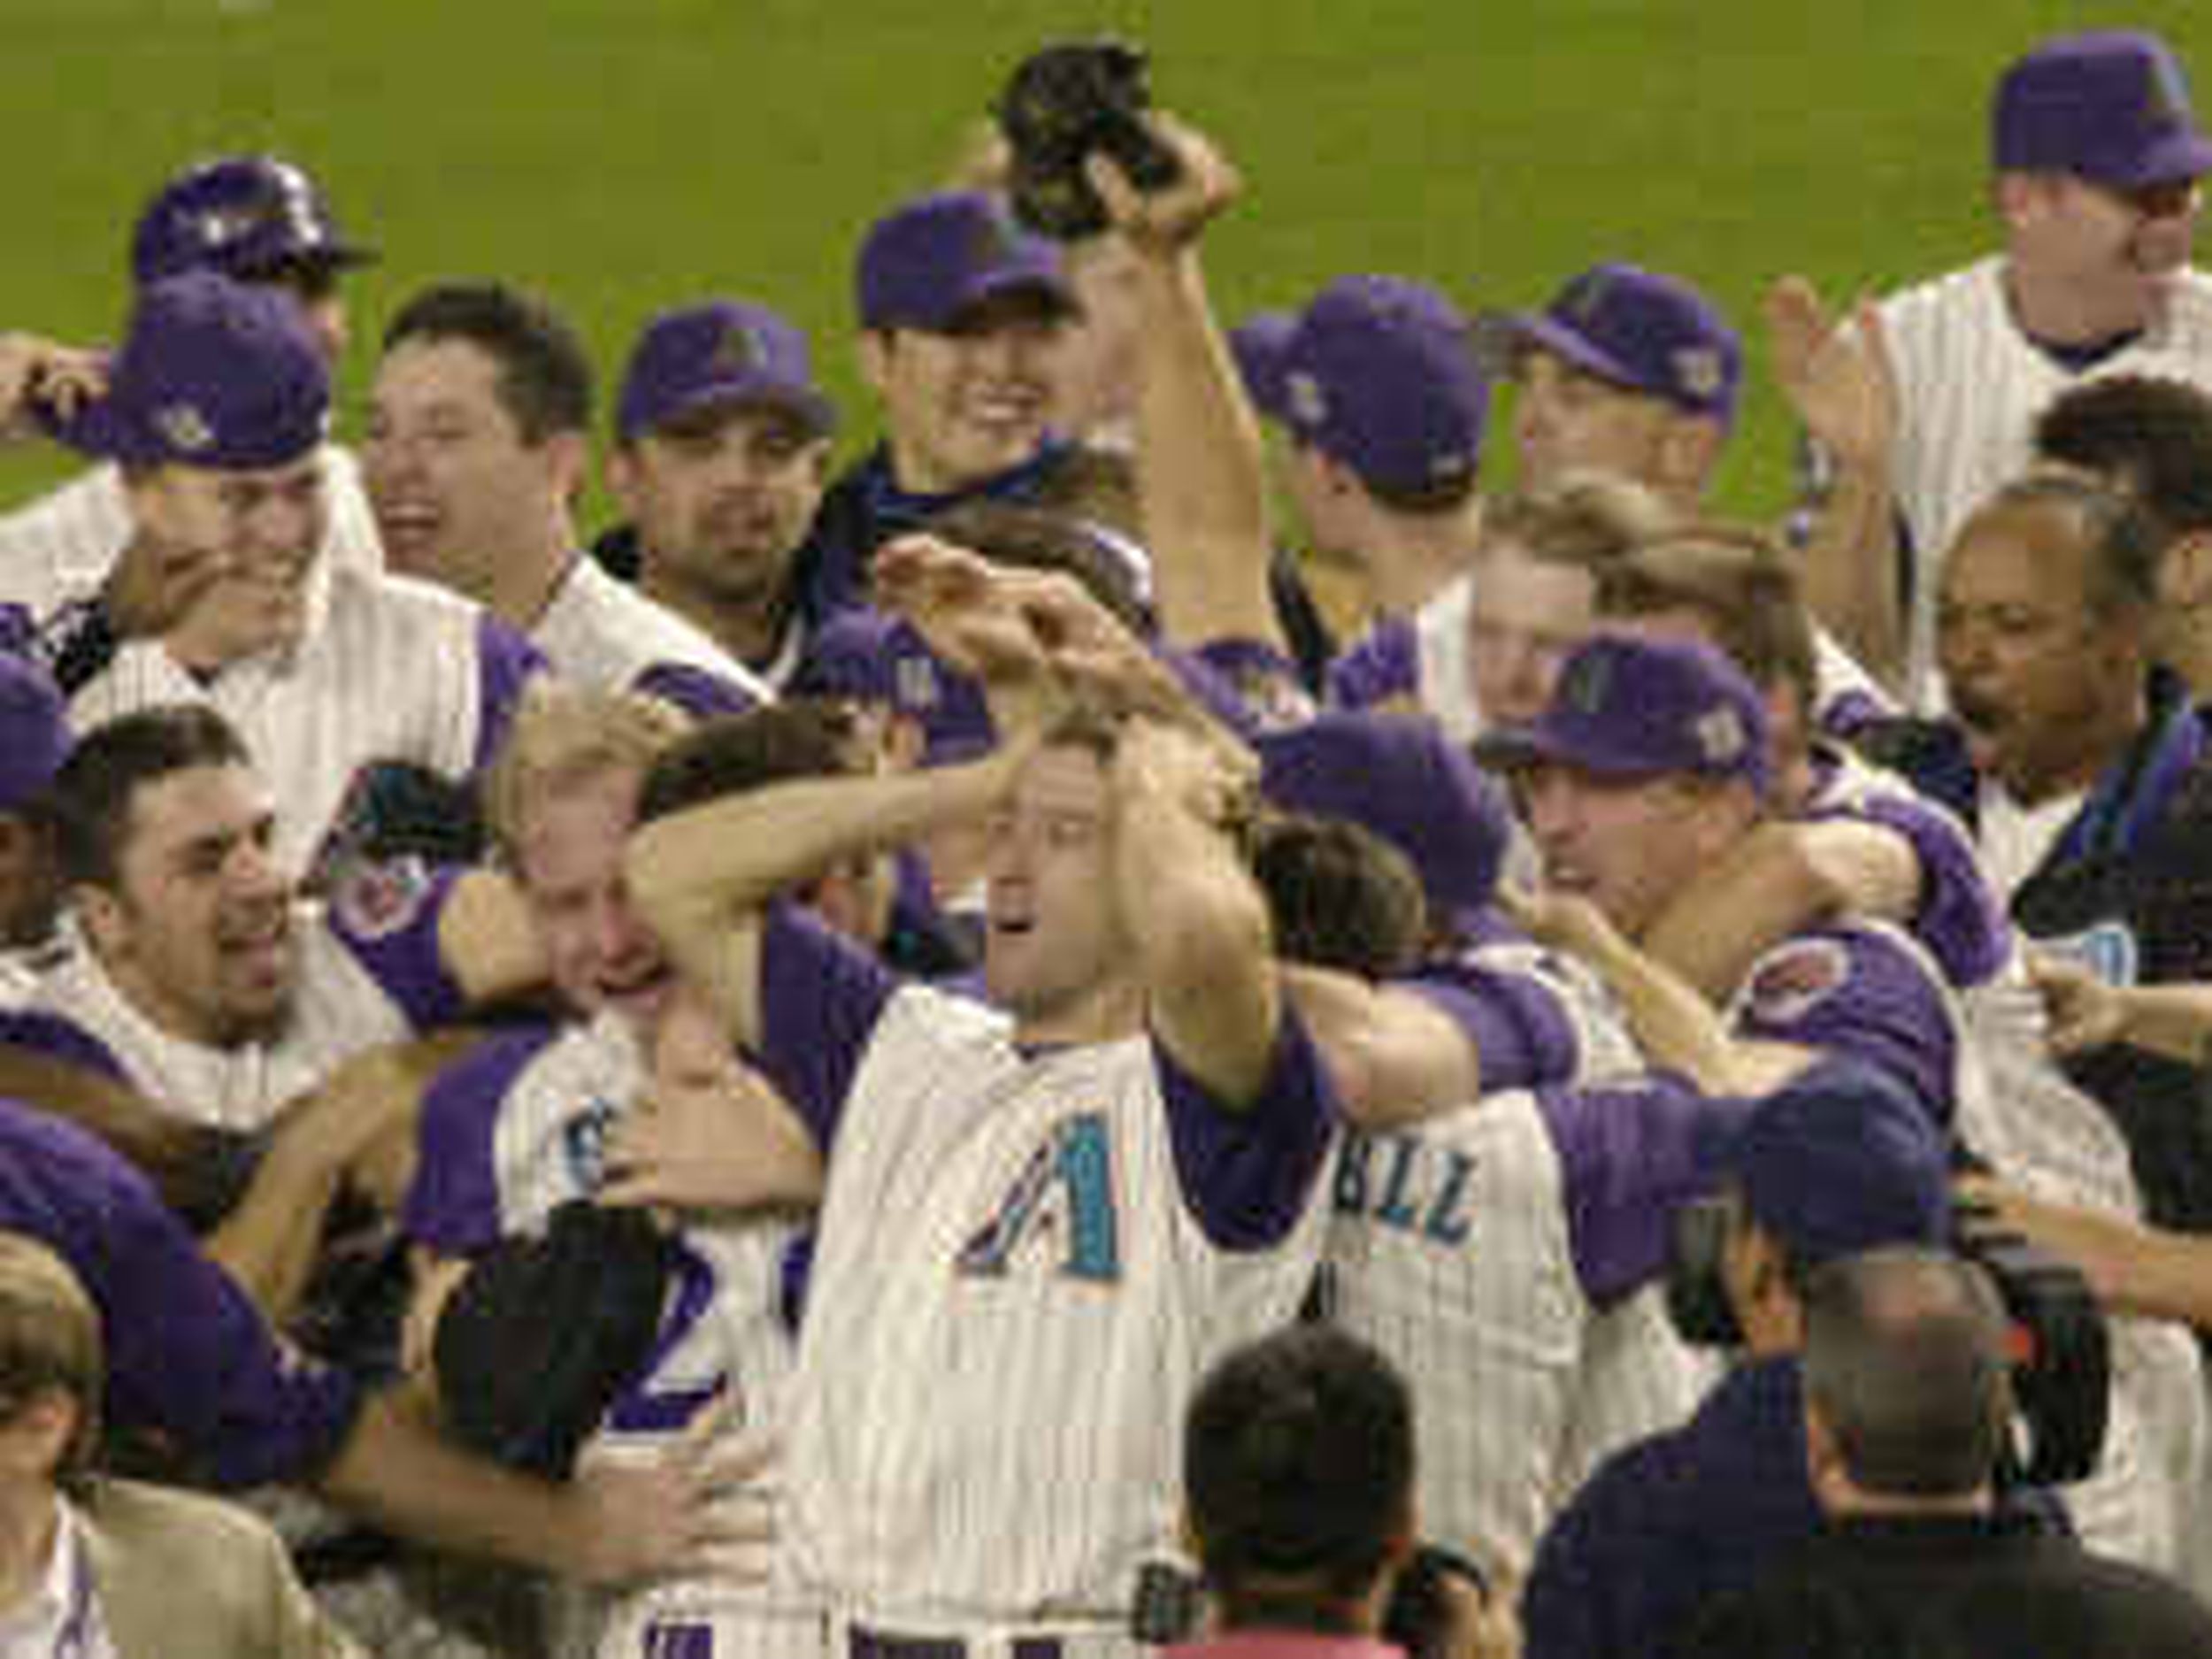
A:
541 430 592 506
603 444 643 518
1803 1399 1849 1505
71 882 128 959
856 331 895 398
2162 531 2212 611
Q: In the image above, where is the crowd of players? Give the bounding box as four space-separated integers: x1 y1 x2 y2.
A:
4 21 2212 1659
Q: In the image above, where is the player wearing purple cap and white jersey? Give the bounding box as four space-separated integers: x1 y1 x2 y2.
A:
365 283 771 718
0 155 385 639
1790 30 2212 710
26 272 545 876
601 300 839 694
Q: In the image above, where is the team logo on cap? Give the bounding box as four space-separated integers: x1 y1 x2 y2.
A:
1286 371 1329 431
1562 648 1613 712
710 319 758 377
1561 269 1613 326
151 402 218 455
1693 705 1747 767
968 203 1025 276
1672 347 1724 403
2148 47 2193 133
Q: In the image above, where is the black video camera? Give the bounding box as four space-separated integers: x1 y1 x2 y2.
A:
1664 1196 2111 1486
994 38 1183 240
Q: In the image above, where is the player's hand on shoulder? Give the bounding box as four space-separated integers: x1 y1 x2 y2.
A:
1088 110 1240 257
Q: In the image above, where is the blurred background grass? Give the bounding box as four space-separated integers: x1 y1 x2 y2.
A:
2 0 2206 531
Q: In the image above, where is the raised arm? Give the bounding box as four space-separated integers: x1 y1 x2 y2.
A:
1768 276 1906 693
1112 718 1281 1106
625 741 1026 1049
1098 119 1285 654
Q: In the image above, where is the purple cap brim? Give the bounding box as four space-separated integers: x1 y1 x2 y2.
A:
1503 311 1650 397
646 379 836 442
1228 310 1299 420
2111 127 2212 185
1471 719 1677 782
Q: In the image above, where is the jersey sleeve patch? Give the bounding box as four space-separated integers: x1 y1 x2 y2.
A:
330 854 437 942
1740 938 1851 1029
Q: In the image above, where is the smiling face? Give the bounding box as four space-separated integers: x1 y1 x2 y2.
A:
79 761 298 1047
982 741 1135 1039
364 337 577 595
860 290 1068 495
127 452 328 662
511 762 673 1033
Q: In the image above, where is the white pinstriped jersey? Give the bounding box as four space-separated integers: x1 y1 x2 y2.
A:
0 444 382 629
401 1013 810 1659
0 867 458 1130
534 557 772 710
1326 1082 1708 1570
1878 257 2212 710
67 562 535 876
774 981 1334 1633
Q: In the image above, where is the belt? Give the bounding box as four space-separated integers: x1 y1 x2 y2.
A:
849 1628 1065 1659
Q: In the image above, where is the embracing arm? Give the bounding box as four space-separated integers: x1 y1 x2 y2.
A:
1641 817 1920 1000
1282 965 1482 1126
625 746 1024 1047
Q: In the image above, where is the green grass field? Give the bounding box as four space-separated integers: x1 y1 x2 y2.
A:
3 0 2207 529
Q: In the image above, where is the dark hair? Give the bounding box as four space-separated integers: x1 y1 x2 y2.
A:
2034 373 2212 541
0 1233 104 1499
922 495 1153 634
42 705 251 890
1185 1325 1414 1628
1596 522 1818 715
382 280 593 442
1802 1246 2013 1499
1969 472 2162 615
636 699 865 826
1248 812 1427 978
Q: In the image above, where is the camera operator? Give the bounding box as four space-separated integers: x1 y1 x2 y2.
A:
1520 1057 2072 1659
1172 1325 1517 1659
1685 1246 2212 1657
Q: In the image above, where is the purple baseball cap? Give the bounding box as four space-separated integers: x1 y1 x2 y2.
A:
795 610 997 767
1232 275 1487 496
40 271 329 471
856 190 1076 334
1993 30 2212 188
131 155 375 286
616 299 835 445
1702 1056 1952 1267
1256 710 1509 922
1481 263 1743 425
0 653 70 815
1473 633 1770 797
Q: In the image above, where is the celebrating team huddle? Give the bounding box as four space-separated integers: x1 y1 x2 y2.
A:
7 23 2212 1659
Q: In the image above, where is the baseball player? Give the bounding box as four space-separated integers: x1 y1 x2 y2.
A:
365 281 773 718
1786 29 2212 708
612 539 1338 1659
0 155 384 636
601 300 838 692
25 270 546 875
